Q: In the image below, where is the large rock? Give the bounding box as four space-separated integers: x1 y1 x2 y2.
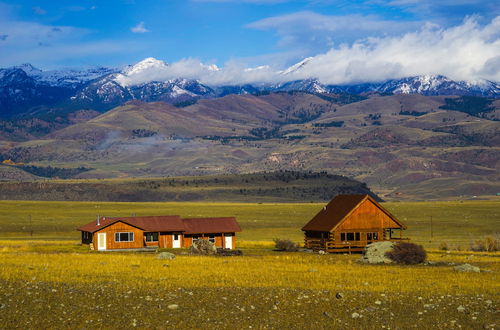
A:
189 239 217 255
454 263 480 272
157 252 176 260
359 241 395 264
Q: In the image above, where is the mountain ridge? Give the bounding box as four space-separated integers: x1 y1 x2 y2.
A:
1 58 499 118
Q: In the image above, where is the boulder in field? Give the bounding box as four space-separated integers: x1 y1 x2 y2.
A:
157 252 176 260
359 241 395 264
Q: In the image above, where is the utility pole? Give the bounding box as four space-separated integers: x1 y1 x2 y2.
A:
430 215 433 241
29 214 33 237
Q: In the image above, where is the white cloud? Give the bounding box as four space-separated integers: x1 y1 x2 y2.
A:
131 22 150 33
247 11 422 54
0 9 142 68
285 16 500 84
117 16 500 86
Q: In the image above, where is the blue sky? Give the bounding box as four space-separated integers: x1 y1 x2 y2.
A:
0 0 498 78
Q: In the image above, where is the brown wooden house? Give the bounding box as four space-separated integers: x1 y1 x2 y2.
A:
77 215 241 251
302 194 407 253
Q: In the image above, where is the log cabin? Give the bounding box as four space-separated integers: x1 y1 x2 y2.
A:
302 194 407 253
77 215 241 251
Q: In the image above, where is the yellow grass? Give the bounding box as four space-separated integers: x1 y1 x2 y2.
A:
0 200 498 328
0 239 498 328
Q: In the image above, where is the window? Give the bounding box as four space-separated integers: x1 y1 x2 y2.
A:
145 232 158 242
115 232 134 242
192 236 199 243
342 232 361 241
208 235 215 243
367 232 379 241
173 234 179 240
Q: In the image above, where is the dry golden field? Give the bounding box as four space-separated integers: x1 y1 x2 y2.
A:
0 200 498 329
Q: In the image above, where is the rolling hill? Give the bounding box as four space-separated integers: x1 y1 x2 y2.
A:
0 92 498 201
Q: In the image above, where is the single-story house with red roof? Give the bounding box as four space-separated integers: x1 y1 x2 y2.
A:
77 215 241 251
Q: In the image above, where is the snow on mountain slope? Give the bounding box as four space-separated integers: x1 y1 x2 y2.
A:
280 57 314 75
114 57 219 88
8 64 117 89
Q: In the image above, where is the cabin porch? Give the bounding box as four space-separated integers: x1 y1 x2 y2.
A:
304 228 408 253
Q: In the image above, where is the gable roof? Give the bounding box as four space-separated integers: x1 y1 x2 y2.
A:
301 194 406 232
77 215 184 233
77 215 242 234
182 217 241 234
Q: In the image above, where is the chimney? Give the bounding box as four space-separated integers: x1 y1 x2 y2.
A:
97 215 100 226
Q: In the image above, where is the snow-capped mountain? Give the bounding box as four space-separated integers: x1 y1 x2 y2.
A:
13 64 116 88
273 78 328 94
1 57 499 118
70 58 218 109
327 75 500 97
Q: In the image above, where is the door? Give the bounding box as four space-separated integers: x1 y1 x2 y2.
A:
225 234 233 249
97 233 106 251
172 233 181 248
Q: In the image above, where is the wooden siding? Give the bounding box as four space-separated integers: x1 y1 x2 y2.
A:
86 224 238 250
160 232 172 248
336 199 400 231
92 222 144 250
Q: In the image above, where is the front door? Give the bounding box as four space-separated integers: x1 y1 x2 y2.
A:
172 233 181 248
97 233 106 251
225 234 233 249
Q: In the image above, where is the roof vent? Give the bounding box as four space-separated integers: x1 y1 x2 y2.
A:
97 215 100 226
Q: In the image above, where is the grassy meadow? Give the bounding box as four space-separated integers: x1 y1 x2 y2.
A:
0 199 498 248
0 200 498 328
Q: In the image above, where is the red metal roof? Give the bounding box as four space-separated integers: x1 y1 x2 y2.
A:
301 194 405 232
77 215 184 233
182 217 241 234
77 215 241 234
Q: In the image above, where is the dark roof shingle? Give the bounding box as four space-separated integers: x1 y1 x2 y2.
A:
78 215 242 234
302 194 368 232
182 217 241 234
77 215 184 233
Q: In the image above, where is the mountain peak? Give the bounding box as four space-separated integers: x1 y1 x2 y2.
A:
124 57 168 75
14 63 42 75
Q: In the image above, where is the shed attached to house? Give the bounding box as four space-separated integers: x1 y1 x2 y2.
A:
77 215 241 251
302 194 407 253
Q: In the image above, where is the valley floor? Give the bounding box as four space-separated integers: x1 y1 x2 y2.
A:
0 200 498 329
0 241 498 329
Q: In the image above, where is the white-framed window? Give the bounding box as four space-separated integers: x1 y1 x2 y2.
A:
115 232 134 242
145 232 158 242
192 236 199 243
208 235 215 243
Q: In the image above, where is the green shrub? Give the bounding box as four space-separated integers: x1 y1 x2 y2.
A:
274 239 299 252
385 242 426 264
